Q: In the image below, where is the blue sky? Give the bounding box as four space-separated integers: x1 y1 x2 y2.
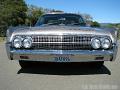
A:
25 0 120 23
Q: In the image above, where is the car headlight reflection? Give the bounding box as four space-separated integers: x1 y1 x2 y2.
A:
91 38 101 49
23 37 32 48
101 38 111 49
13 37 22 48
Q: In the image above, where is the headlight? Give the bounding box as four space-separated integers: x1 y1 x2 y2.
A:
101 38 111 49
23 37 32 48
13 37 22 48
91 38 101 49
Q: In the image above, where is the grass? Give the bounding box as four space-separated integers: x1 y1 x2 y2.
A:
0 37 5 42
117 29 120 40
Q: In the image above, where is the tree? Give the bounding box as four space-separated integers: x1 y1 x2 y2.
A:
77 13 93 25
26 5 64 26
0 0 27 36
82 13 93 21
26 5 44 26
81 13 93 25
91 21 100 27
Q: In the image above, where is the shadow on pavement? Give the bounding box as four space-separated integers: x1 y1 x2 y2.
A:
17 62 111 75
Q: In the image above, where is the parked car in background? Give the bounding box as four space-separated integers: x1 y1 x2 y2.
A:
6 13 118 68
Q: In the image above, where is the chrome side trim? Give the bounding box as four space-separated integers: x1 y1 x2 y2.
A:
5 43 12 60
111 43 118 61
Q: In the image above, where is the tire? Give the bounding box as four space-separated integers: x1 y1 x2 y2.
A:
19 61 36 68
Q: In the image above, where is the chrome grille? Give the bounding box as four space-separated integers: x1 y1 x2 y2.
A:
32 35 92 50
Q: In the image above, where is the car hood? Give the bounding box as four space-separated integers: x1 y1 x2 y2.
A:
12 25 111 35
9 25 115 42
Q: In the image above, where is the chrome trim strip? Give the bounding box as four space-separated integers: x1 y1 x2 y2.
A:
32 42 89 44
10 49 113 62
11 49 114 55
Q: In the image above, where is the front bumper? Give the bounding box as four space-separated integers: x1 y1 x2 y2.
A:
6 43 118 62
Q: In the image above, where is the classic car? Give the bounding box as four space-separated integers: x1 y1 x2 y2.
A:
6 13 118 68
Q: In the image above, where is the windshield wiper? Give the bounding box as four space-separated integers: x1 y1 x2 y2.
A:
71 23 86 26
70 23 81 25
45 21 60 25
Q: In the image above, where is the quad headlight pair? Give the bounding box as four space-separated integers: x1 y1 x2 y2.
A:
13 36 111 49
13 36 32 49
91 37 111 49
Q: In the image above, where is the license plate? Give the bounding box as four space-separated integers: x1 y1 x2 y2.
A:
54 55 71 62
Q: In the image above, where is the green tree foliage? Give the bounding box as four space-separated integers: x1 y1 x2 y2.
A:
82 13 93 21
0 0 103 37
116 24 120 39
91 21 100 27
26 5 44 26
0 0 27 36
81 13 93 25
77 13 93 25
24 5 64 26
106 24 115 28
103 23 120 39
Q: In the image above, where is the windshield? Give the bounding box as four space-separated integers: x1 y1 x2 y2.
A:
35 14 86 26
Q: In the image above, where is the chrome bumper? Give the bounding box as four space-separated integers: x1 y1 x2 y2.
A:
6 43 118 62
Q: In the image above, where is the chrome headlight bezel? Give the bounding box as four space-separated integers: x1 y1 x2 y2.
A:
91 38 101 49
13 36 23 48
101 38 111 49
23 36 32 48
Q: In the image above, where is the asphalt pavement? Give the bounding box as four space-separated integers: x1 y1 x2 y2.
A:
0 42 120 90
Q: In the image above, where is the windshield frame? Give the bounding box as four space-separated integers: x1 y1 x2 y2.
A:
35 14 86 26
